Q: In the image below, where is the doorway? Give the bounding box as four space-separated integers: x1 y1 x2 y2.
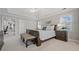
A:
2 16 15 36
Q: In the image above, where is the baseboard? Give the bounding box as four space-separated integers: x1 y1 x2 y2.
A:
68 38 79 43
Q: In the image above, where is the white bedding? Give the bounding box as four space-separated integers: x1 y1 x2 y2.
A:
38 30 56 41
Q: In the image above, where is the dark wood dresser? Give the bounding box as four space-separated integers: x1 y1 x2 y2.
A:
55 30 67 42
0 31 4 50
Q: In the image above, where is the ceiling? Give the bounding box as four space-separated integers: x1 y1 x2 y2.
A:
7 8 63 16
1 8 74 20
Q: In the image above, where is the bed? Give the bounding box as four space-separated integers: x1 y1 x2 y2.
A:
38 30 56 41
26 25 57 46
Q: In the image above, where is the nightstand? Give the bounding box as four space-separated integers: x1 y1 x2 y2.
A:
55 30 67 42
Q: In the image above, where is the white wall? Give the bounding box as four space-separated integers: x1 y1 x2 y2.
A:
69 9 79 40
19 19 37 35
26 20 37 30
19 19 27 34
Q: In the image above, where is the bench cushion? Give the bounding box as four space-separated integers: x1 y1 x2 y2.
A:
21 33 36 40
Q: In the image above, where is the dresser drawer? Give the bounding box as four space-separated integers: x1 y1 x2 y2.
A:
56 31 66 35
56 31 67 41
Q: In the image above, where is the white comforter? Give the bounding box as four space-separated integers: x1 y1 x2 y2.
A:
38 30 56 41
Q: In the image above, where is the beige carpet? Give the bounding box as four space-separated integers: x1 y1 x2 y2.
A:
2 35 79 51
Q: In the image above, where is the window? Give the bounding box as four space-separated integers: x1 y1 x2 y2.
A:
58 15 72 31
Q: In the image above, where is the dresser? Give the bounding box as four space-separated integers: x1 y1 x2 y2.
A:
0 31 4 50
55 30 67 41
